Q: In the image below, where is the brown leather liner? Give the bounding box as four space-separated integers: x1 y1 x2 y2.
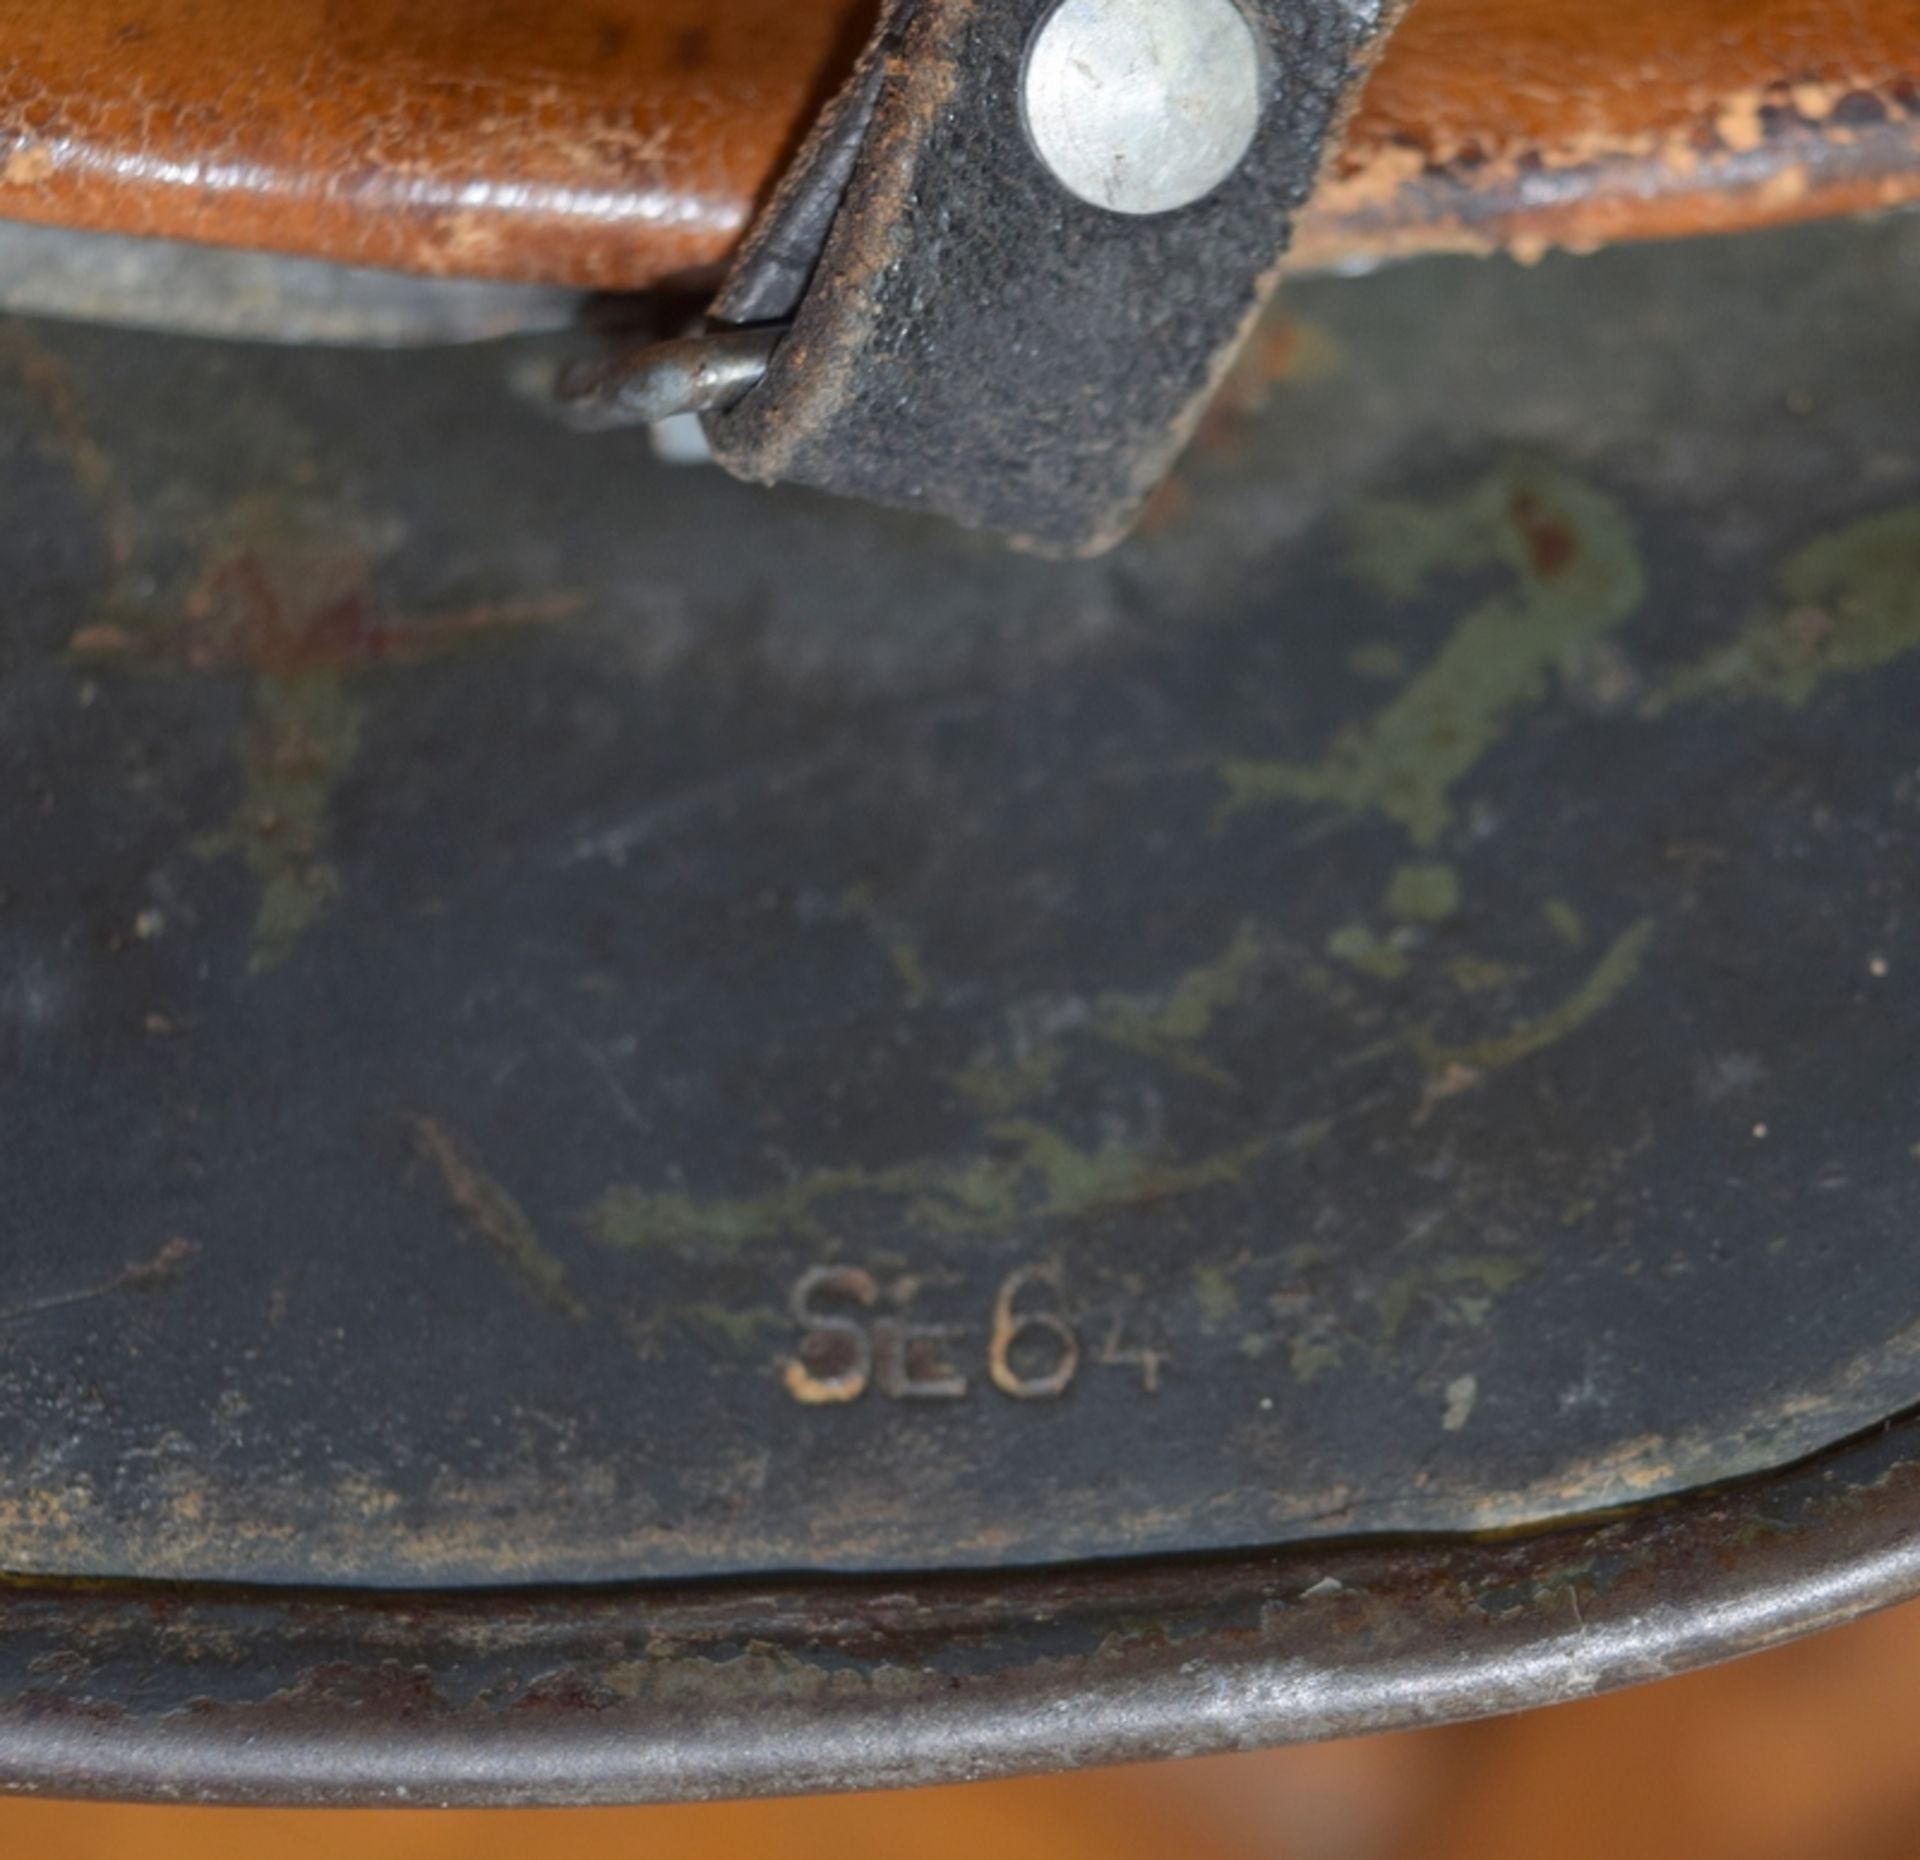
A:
0 0 1912 289
0 0 872 291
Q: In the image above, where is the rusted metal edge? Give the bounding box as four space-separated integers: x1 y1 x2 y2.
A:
2 1407 1918 1806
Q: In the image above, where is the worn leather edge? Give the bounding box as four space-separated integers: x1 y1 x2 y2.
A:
714 1 922 325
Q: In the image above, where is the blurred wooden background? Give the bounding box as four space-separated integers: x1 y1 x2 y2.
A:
8 1597 1919 1859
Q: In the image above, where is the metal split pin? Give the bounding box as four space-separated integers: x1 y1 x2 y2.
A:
554 326 782 431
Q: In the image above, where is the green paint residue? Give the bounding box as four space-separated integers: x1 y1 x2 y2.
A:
1327 921 1409 981
952 1045 1065 1115
1377 1256 1533 1345
74 501 576 970
1289 1336 1343 1384
955 924 1269 1111
888 941 935 1007
1415 918 1655 1075
1374 1274 1421 1347
1193 1265 1241 1325
590 1120 1272 1256
1219 464 1645 845
678 1303 788 1354
195 673 364 970
1277 320 1344 384
1448 955 1517 995
1658 506 1920 708
1385 863 1461 924
1543 898 1587 949
1094 922 1264 1083
837 886 940 1008
1348 642 1408 682
409 1115 587 1322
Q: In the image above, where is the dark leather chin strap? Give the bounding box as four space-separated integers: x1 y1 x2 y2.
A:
702 0 1416 554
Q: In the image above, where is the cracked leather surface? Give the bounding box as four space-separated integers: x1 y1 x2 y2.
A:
0 0 1911 288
